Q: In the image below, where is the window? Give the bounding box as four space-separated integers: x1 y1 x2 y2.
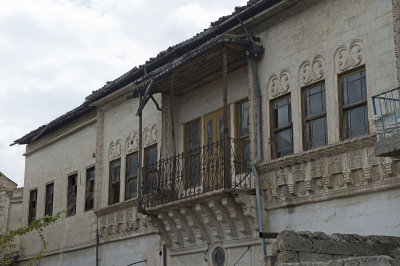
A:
271 96 293 158
144 144 158 191
184 119 201 188
303 82 327 149
85 167 95 211
67 174 77 216
45 183 54 216
126 153 138 200
236 100 250 172
28 189 37 224
341 69 368 139
109 160 121 205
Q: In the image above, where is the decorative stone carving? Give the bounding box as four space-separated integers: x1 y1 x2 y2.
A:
334 40 363 73
261 142 399 210
292 164 305 182
267 68 292 98
143 124 158 146
126 132 139 153
299 55 325 86
109 139 122 160
97 202 155 240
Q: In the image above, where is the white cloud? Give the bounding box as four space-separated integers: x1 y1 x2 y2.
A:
0 0 244 186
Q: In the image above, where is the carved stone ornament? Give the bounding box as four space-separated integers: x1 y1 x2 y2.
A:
126 132 139 153
334 40 363 73
299 55 325 86
267 68 292 98
109 139 122 160
143 124 158 146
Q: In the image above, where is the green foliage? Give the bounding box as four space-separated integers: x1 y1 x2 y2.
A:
0 211 63 266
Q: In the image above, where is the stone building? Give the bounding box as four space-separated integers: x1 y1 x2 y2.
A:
9 0 400 265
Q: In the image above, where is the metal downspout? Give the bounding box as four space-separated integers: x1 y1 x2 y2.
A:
250 55 267 258
235 15 267 257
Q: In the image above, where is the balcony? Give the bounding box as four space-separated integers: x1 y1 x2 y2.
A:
141 137 252 209
372 87 400 157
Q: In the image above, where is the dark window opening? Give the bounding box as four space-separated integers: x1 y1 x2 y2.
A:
28 189 37 224
126 153 138 200
109 160 121 205
304 82 327 149
67 174 77 216
341 69 368 139
45 183 54 216
272 96 293 158
85 167 95 211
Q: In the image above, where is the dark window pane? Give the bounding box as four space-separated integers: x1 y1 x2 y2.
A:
109 160 120 205
29 190 37 224
67 174 77 216
126 153 138 200
240 101 250 137
306 83 325 118
276 128 292 157
85 167 95 211
45 183 54 216
345 105 368 138
188 120 200 150
275 99 291 128
307 117 327 149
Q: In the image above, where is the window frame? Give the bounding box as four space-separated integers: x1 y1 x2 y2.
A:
28 189 37 224
339 67 368 140
302 81 327 150
109 159 121 205
125 152 138 200
143 144 158 192
85 166 95 211
235 99 251 173
270 94 293 159
67 173 77 217
45 182 54 216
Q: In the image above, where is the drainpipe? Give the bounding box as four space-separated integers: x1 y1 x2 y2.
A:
96 216 99 266
236 16 267 257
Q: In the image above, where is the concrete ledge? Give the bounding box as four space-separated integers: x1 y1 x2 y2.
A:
375 135 400 158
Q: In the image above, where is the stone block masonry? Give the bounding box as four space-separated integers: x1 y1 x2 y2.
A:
269 231 400 266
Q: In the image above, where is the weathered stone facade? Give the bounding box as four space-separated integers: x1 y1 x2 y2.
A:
7 0 400 265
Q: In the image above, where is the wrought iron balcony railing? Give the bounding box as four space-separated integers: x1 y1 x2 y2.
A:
372 87 400 140
141 137 252 208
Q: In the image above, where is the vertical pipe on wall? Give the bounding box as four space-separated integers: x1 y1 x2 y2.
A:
96 216 99 266
222 46 229 188
137 92 144 212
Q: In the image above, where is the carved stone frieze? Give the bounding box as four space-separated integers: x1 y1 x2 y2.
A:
299 55 325 86
109 139 122 160
267 68 292 98
334 39 363 73
143 124 158 147
96 201 155 240
260 139 400 210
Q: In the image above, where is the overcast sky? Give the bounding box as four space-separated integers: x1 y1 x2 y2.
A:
0 0 247 187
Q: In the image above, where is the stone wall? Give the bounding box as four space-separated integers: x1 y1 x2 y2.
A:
270 231 400 265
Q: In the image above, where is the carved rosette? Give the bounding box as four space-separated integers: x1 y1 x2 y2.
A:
126 132 139 153
143 124 158 147
267 68 292 98
334 40 363 73
109 139 122 160
299 55 325 87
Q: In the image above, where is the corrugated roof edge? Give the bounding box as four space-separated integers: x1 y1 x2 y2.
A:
12 0 281 145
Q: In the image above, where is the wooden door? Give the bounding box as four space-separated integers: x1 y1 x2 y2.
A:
203 108 229 191
184 119 201 189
